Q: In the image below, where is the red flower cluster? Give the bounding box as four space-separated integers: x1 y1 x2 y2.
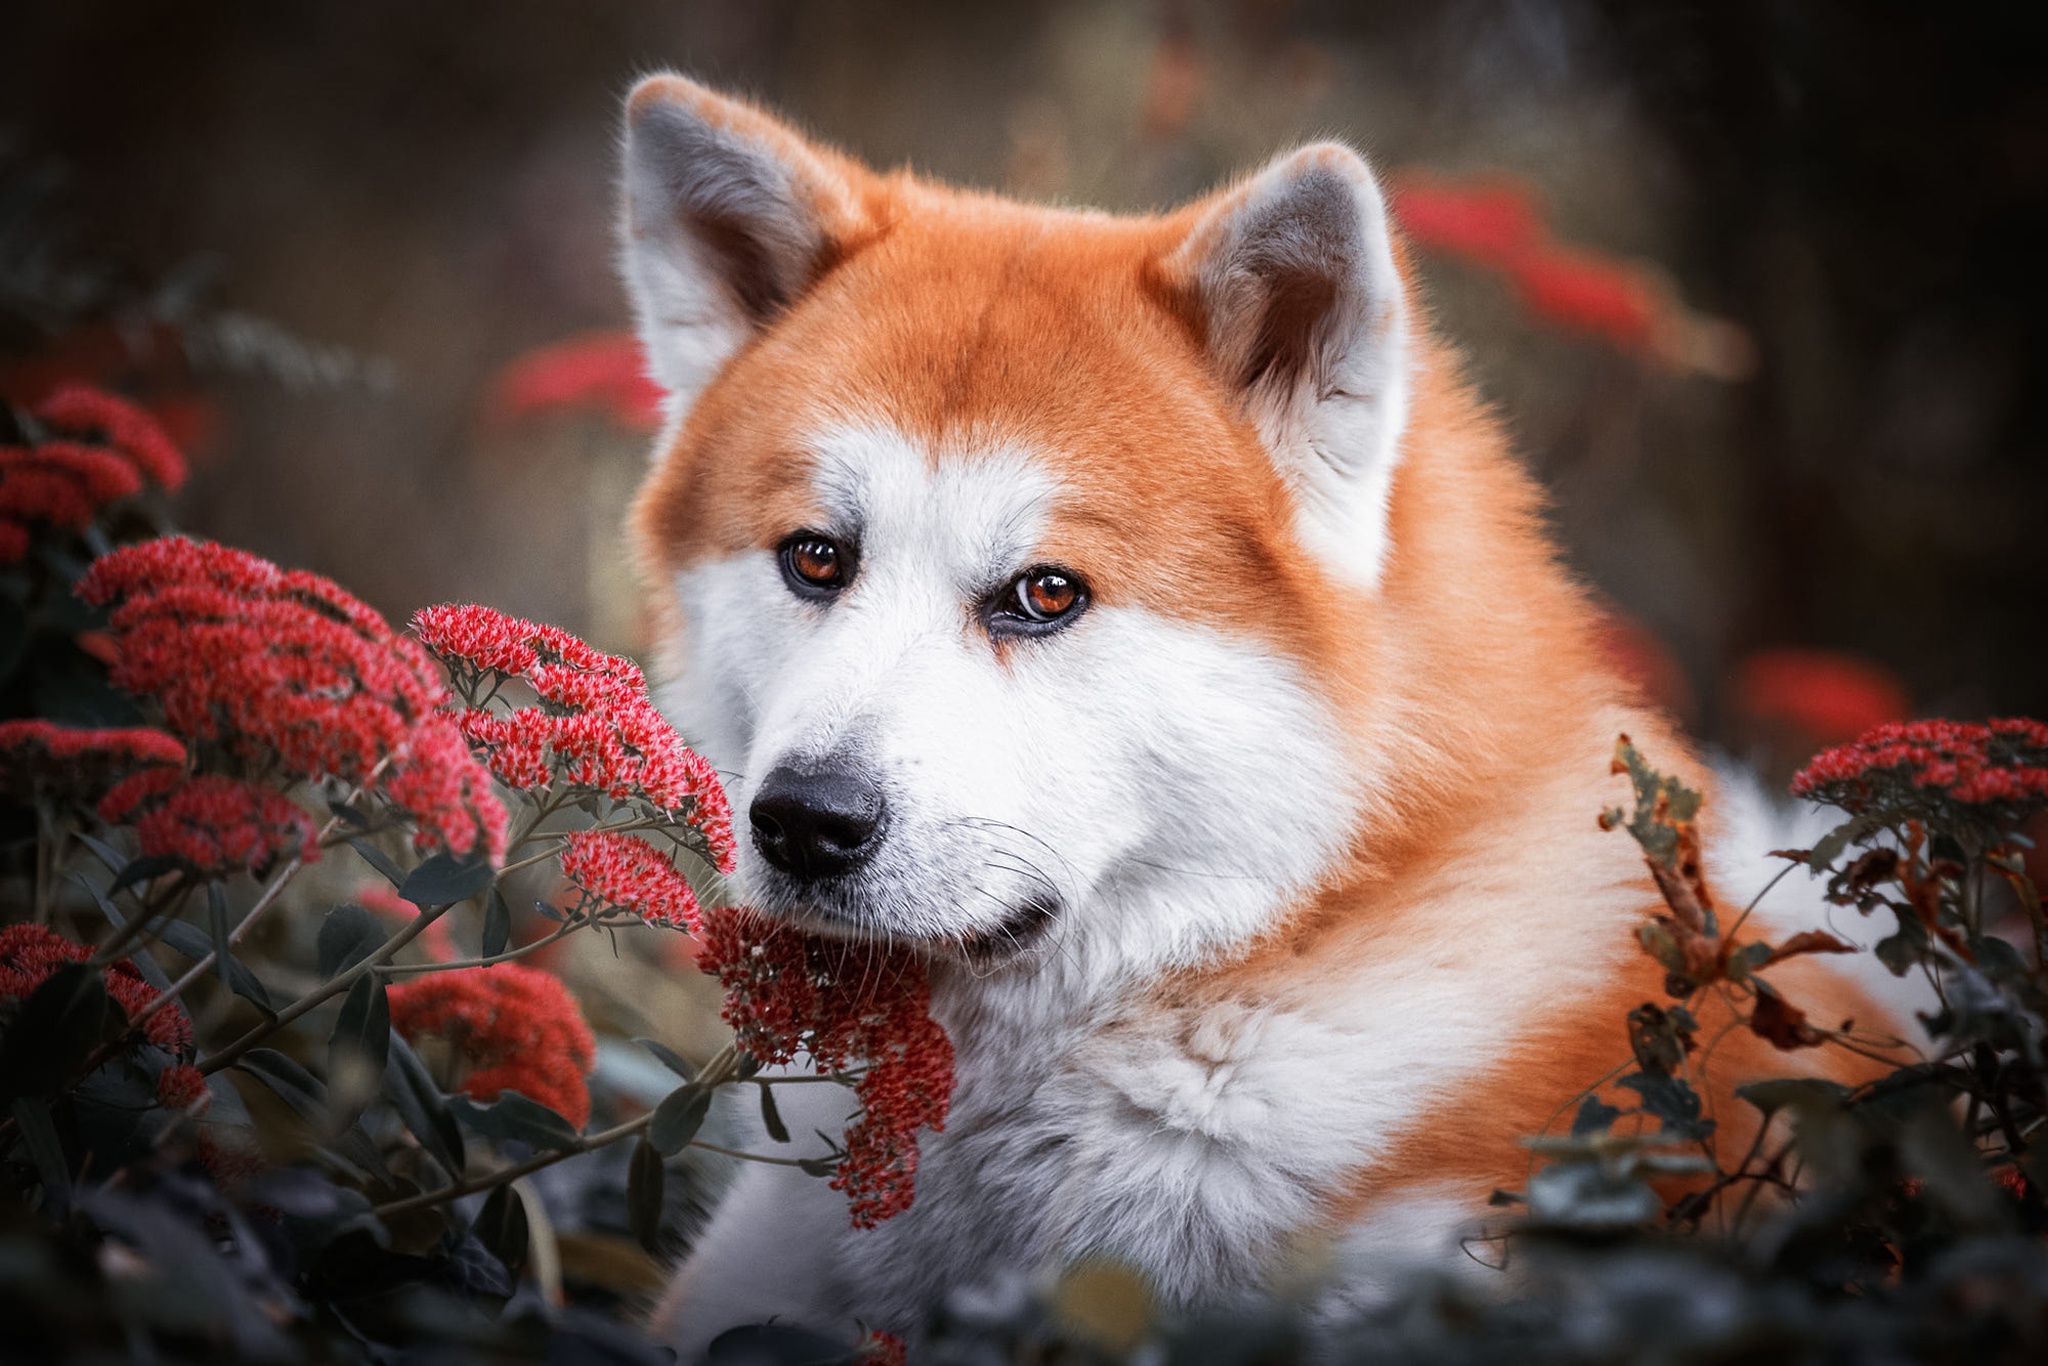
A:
77 538 506 862
696 907 955 1227
1391 173 1750 378
0 923 193 1054
388 964 597 1128
98 770 317 880
483 331 664 432
0 386 188 563
560 830 703 930
1732 649 1909 749
155 1062 212 1115
1792 718 2048 814
0 719 185 803
413 603 733 872
35 385 189 490
860 1331 907 1366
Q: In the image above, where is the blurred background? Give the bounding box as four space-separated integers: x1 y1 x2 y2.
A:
4 0 2044 775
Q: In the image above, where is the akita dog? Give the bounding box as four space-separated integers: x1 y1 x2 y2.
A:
618 75 1895 1352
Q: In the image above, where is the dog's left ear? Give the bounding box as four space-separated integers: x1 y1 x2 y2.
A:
1163 144 1411 586
620 75 874 421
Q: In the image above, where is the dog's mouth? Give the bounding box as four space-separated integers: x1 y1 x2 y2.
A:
749 878 1061 964
954 894 1060 964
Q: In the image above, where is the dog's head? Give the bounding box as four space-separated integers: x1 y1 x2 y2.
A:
620 76 1412 984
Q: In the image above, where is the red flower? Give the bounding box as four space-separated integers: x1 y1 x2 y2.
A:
1732 650 1910 750
98 770 318 880
414 603 732 872
0 719 185 803
860 1331 907 1366
484 331 664 431
388 965 597 1128
34 384 189 490
696 908 955 1227
1510 247 1659 350
0 923 193 1054
1792 718 2048 819
156 1063 211 1115
559 830 703 930
1391 176 1542 268
0 442 145 544
1390 170 1743 372
77 538 506 862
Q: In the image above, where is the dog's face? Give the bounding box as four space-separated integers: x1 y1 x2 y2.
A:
621 78 1414 983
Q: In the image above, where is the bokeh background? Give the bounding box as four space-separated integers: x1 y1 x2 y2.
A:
5 0 2044 771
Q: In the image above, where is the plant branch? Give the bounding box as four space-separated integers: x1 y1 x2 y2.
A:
376 919 584 975
198 897 453 1076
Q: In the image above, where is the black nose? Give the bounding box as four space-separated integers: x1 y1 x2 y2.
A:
749 762 886 881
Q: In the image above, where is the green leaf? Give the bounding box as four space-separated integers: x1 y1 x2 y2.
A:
759 1084 790 1144
325 799 370 828
72 830 127 875
628 1138 665 1254
1617 1072 1714 1142
11 1096 70 1200
1571 1095 1622 1139
649 1082 712 1156
155 920 273 1012
327 974 391 1127
1875 913 1929 977
348 837 405 889
1806 814 1876 876
481 888 511 960
1726 939 1773 984
633 1038 695 1082
0 964 110 1102
316 903 385 980
384 1032 465 1178
1736 1077 1849 1119
236 1048 328 1126
449 1091 582 1151
473 1184 530 1281
110 853 183 893
398 852 493 909
1527 1160 1661 1231
72 877 175 995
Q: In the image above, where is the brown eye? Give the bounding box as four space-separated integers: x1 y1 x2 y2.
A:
1001 567 1086 630
779 533 851 596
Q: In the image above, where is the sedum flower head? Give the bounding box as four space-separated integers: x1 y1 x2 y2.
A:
388 964 597 1129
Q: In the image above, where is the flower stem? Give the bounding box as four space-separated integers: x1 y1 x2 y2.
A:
122 758 397 1028
375 919 583 975
198 897 454 1076
367 1042 818 1222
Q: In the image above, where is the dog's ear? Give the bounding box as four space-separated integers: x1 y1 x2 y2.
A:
1163 144 1411 586
620 75 873 420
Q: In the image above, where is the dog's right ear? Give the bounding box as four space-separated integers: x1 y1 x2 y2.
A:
620 75 872 420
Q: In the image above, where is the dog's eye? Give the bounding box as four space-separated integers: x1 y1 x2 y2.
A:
779 533 851 597
993 567 1087 634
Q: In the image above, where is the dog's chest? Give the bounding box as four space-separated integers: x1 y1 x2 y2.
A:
838 992 1367 1321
